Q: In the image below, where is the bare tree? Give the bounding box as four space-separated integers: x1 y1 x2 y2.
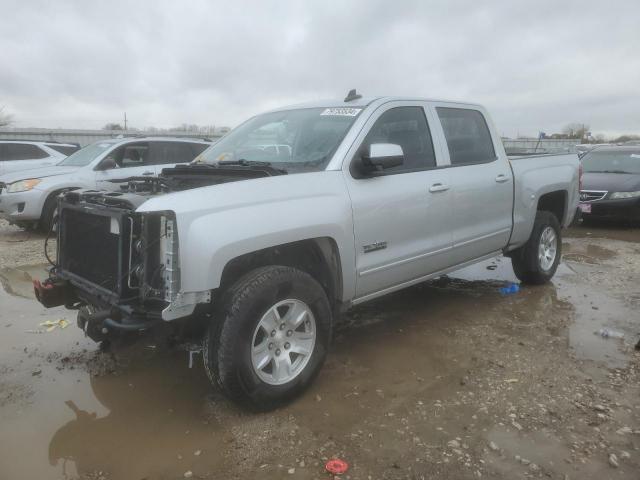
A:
0 106 13 127
562 123 590 139
103 123 124 130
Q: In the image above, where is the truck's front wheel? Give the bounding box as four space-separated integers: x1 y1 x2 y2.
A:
204 266 332 410
510 211 562 285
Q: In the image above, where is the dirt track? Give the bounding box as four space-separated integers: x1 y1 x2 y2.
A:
0 218 638 479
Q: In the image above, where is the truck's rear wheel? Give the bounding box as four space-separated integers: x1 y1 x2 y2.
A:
204 265 332 410
510 211 561 285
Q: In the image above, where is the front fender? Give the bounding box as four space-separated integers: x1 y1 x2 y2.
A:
151 171 356 301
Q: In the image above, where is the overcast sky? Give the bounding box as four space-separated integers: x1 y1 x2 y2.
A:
1 0 639 137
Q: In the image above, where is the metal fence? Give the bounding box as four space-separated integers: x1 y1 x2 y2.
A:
502 138 579 155
0 128 225 147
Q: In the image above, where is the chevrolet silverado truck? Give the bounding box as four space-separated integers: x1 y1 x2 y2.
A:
34 93 579 409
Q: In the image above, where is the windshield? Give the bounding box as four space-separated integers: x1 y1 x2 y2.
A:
57 142 113 167
582 150 640 174
197 107 362 172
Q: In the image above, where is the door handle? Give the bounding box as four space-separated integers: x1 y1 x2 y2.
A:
495 174 509 183
429 183 450 193
142 171 154 176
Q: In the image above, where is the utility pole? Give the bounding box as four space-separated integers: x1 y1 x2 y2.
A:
124 112 128 132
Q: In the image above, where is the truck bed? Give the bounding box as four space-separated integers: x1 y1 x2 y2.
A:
507 152 580 249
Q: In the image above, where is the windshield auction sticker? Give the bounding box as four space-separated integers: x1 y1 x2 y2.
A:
320 108 362 116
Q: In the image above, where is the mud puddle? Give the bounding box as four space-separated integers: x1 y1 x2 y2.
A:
0 225 638 479
484 426 613 479
0 263 51 298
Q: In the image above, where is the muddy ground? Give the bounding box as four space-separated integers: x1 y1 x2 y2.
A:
0 218 638 480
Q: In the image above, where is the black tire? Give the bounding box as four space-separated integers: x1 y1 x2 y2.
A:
510 211 562 285
38 194 59 233
204 265 332 410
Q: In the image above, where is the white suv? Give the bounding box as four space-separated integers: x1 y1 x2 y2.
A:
0 137 211 231
0 140 79 175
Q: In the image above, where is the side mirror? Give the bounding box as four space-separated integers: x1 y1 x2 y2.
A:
361 143 404 172
97 157 117 171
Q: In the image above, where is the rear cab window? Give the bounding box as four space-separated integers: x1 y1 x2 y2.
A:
436 107 496 165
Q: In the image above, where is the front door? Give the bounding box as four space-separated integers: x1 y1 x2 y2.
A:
344 104 454 299
95 142 155 190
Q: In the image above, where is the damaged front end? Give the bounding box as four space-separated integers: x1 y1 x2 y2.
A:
35 189 208 341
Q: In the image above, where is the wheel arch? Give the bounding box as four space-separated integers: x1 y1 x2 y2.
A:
536 190 567 226
39 186 81 231
43 186 81 211
217 237 344 309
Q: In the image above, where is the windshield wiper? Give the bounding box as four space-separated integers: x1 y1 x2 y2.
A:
216 159 288 175
218 159 272 167
587 170 630 174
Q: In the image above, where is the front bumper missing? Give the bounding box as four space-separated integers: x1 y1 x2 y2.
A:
34 276 160 334
34 272 211 333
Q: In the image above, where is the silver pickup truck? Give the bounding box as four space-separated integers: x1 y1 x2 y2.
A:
35 93 579 409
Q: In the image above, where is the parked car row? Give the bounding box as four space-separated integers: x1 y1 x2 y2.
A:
0 137 212 231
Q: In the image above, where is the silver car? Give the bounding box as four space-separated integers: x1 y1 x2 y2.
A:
0 140 79 175
0 136 211 231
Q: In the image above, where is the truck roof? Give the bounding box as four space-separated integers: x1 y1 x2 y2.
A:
269 95 484 112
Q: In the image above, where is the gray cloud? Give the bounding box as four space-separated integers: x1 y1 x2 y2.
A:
1 0 639 137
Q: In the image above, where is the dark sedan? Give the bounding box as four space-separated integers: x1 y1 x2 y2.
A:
579 146 640 221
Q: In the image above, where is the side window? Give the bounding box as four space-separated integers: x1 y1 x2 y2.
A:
120 144 149 167
5 143 50 160
436 108 496 165
149 142 203 165
0 144 6 161
358 107 436 174
102 142 149 169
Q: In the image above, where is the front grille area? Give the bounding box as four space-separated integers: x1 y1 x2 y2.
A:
59 208 123 293
580 190 607 202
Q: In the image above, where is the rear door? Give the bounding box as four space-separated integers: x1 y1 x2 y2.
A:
432 105 512 264
344 102 454 299
148 141 209 173
94 142 155 190
2 143 54 173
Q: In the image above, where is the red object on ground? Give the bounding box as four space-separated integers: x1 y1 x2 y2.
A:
325 458 349 474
